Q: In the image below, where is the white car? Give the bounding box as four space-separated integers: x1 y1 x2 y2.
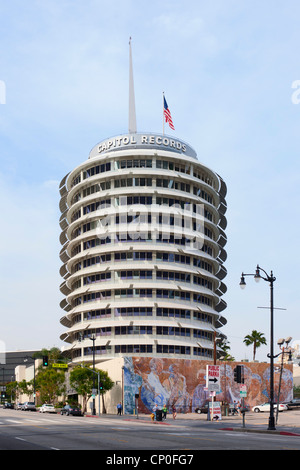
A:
252 403 288 413
39 404 56 413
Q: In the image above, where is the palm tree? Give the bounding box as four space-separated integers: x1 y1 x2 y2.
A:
218 338 235 361
243 330 267 361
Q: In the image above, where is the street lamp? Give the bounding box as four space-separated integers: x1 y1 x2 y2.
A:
0 368 5 404
275 337 293 424
89 334 96 416
240 264 277 431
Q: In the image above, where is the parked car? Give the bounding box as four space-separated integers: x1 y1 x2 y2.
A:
4 403 14 409
39 404 56 413
252 403 288 413
60 405 82 416
16 403 23 410
21 402 36 411
195 403 209 414
285 399 300 410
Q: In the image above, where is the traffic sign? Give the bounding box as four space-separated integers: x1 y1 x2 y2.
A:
240 384 247 398
206 365 220 392
52 363 68 369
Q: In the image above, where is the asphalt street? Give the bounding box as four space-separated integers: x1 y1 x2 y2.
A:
0 408 299 452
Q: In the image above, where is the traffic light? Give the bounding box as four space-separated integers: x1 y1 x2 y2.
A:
99 382 103 390
233 365 244 383
42 355 48 366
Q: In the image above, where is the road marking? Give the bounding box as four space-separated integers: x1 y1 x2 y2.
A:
25 418 53 423
111 427 131 431
164 432 215 441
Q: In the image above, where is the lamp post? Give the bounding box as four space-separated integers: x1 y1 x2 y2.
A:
89 334 96 416
240 264 276 431
0 368 4 405
275 337 293 424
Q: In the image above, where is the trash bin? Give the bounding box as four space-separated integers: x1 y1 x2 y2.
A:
156 410 163 421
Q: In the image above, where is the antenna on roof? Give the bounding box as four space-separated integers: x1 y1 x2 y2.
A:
128 37 137 134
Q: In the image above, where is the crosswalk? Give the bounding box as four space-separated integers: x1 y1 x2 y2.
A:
0 415 130 427
0 416 92 426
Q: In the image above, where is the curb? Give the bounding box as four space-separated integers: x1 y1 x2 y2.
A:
219 427 300 437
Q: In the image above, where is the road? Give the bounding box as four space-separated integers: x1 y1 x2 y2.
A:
0 408 299 452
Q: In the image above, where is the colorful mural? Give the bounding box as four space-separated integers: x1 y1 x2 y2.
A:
123 357 293 414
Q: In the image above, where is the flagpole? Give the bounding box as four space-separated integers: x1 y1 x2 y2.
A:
129 37 137 134
162 91 165 135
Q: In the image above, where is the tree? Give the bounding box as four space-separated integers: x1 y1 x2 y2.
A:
6 381 18 403
243 330 267 361
34 347 66 364
69 365 94 413
17 379 32 399
35 368 66 404
69 365 114 414
218 338 235 361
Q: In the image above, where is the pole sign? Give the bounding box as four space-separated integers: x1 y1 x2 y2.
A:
52 363 68 369
206 365 220 392
240 384 247 398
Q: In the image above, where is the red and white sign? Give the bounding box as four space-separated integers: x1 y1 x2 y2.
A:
209 401 222 421
206 365 220 392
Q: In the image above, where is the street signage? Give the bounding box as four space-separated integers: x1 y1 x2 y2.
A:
52 363 68 369
209 401 222 421
240 384 247 398
206 365 220 392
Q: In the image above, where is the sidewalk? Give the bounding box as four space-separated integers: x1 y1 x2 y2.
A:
90 411 300 436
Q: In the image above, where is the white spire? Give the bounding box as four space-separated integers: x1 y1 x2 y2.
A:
128 37 137 134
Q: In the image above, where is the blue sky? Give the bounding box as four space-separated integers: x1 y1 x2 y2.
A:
0 0 299 362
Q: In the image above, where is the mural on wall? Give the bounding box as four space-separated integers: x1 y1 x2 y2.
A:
123 357 293 414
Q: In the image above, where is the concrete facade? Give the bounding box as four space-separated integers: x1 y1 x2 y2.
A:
59 133 228 366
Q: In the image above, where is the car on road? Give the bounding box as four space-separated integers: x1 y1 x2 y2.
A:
16 403 23 410
4 403 14 409
195 403 209 414
285 399 300 410
60 405 82 416
252 402 288 413
21 402 36 411
39 404 56 413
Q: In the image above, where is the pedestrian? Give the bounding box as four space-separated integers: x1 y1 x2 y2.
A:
117 402 122 416
162 404 168 420
152 403 158 417
172 405 177 419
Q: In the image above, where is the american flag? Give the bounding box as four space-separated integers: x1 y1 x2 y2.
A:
163 96 175 130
